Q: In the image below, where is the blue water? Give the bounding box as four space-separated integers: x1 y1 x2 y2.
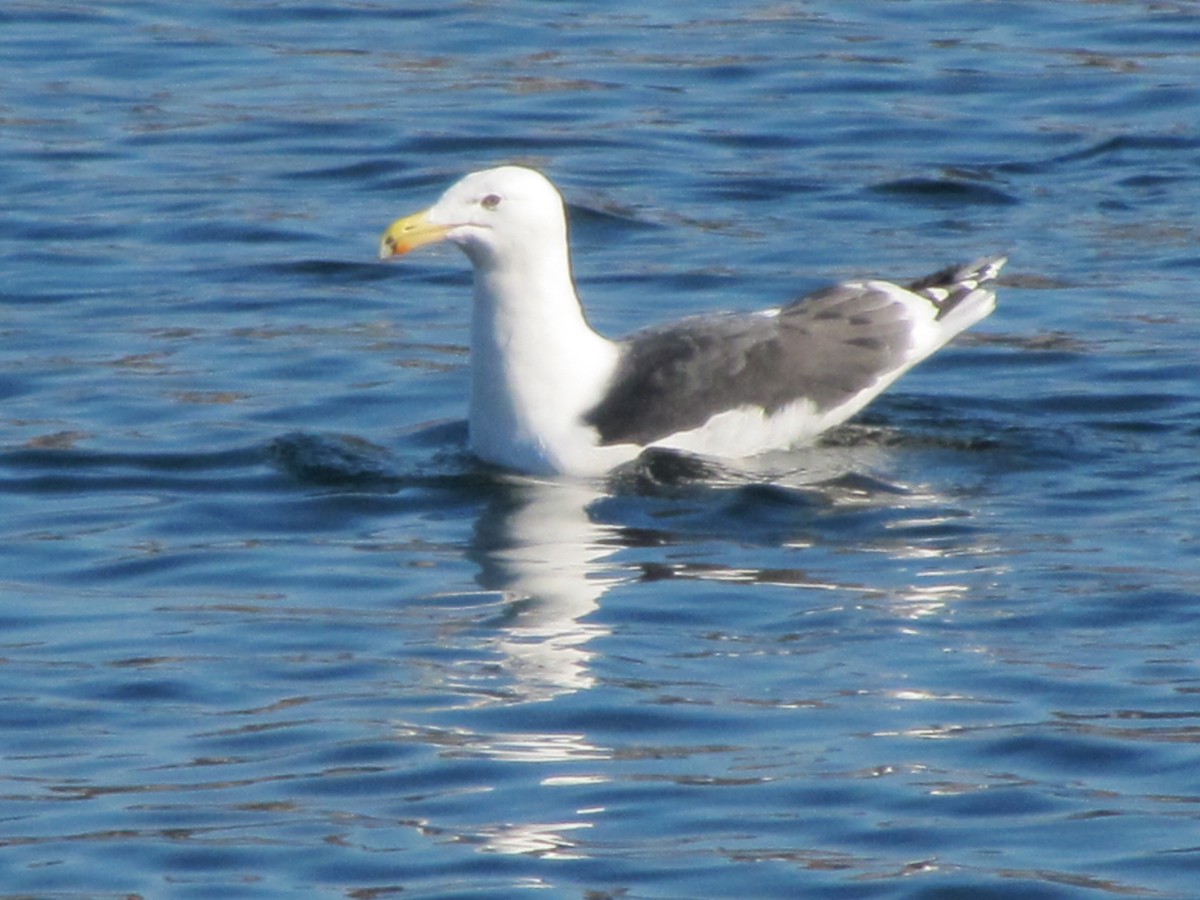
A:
3 2 1200 897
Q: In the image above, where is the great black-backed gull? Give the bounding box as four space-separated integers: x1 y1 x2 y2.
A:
380 165 1004 477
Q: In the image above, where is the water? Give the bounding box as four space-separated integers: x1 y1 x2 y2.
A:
3 2 1200 897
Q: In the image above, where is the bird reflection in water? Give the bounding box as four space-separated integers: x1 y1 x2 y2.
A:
468 476 621 703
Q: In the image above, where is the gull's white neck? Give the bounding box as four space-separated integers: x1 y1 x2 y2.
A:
466 244 622 476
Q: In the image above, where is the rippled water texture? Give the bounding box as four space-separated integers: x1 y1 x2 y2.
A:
3 2 1200 898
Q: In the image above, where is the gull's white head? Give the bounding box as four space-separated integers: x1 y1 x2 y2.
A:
380 165 568 269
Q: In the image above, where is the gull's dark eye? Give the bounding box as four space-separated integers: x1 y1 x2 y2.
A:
481 193 501 210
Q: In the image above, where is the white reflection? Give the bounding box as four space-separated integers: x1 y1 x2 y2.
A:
478 819 593 859
463 731 608 763
460 453 1009 705
470 477 621 704
401 443 1011 864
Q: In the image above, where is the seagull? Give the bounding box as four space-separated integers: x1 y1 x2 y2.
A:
380 165 1004 477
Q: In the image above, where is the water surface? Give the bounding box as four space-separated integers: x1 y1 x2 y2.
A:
3 2 1200 897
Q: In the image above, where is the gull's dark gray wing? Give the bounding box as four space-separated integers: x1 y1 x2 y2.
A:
583 281 921 447
584 256 1005 448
